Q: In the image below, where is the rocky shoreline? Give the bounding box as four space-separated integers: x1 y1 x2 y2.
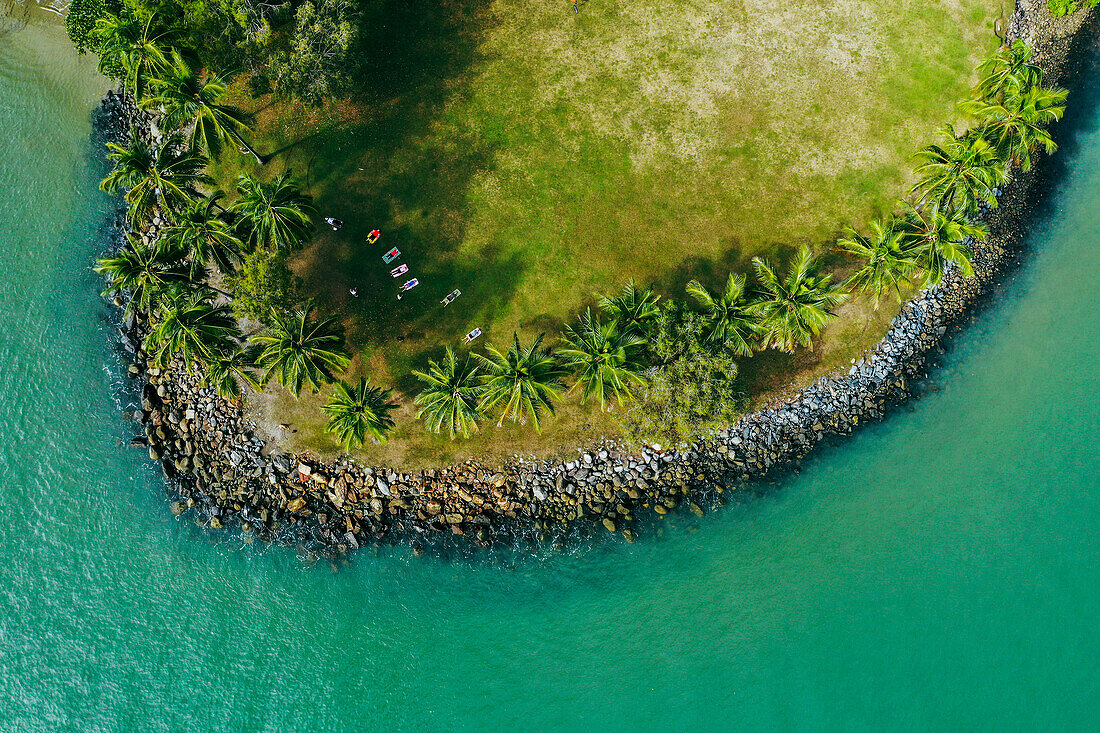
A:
101 2 1095 558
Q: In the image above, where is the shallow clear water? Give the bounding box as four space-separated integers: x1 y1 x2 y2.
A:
1 20 1098 731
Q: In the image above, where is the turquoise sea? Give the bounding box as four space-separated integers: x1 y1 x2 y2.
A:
1 19 1098 731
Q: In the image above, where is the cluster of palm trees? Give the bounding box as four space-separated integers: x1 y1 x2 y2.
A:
412 286 654 440
838 40 1065 305
412 244 848 440
94 33 1070 450
410 41 1070 443
91 9 399 450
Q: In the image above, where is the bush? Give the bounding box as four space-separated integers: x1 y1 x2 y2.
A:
621 302 745 445
1047 0 1100 17
270 0 359 105
65 0 120 54
225 248 299 327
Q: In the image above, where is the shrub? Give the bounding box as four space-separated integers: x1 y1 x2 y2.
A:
1047 0 1100 17
65 0 120 54
621 302 745 445
225 248 299 327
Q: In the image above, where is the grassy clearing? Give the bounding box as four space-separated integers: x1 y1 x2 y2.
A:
212 0 997 467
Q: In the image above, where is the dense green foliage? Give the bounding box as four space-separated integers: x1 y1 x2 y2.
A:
751 246 848 353
269 0 359 106
201 344 261 401
79 0 368 107
557 310 647 409
475 334 566 433
142 53 261 163
250 304 351 396
322 378 397 449
230 172 317 253
912 126 1008 216
621 302 745 444
100 129 212 223
412 348 485 440
160 191 243 277
1047 0 1099 18
143 287 241 371
87 23 1071 449
94 237 193 315
225 248 299 326
686 273 758 355
837 219 916 308
65 0 120 55
92 12 171 98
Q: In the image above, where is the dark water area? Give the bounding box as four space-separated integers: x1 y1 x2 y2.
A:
1 21 1098 731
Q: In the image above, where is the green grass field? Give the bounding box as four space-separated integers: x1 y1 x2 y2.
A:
214 0 998 467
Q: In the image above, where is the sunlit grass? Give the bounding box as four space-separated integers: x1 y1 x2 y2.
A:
212 0 996 467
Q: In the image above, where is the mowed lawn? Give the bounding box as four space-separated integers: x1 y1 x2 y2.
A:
215 0 997 467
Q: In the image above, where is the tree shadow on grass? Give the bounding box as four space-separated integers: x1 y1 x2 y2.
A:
653 238 803 300
282 0 537 365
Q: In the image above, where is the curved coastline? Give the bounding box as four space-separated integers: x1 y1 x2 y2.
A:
103 2 1096 556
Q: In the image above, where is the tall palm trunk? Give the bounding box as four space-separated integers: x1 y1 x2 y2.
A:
232 129 269 166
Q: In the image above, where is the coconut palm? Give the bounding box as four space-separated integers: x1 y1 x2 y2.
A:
230 172 317 253
412 347 485 439
685 272 760 355
960 85 1067 171
557 310 646 409
975 40 1044 102
896 201 988 287
836 219 919 308
160 191 243 277
250 304 351 396
750 245 848 352
144 286 241 370
912 127 1008 216
94 238 193 314
91 12 170 99
201 344 261 401
598 280 661 335
476 333 566 432
142 52 268 165
101 128 212 223
322 378 398 450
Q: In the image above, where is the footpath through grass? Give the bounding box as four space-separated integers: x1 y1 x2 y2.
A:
213 0 997 467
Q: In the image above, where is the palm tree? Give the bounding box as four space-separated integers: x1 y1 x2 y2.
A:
142 52 268 165
230 172 317 253
960 85 1067 171
322 378 398 450
250 304 351 396
101 128 213 223
912 127 1008 216
836 219 919 308
750 245 848 352
94 238 192 314
144 286 241 370
557 310 646 409
412 347 485 439
598 280 661 335
201 344 261 401
685 272 760 355
896 201 988 287
975 40 1044 102
160 191 243 277
475 333 565 432
91 12 170 99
